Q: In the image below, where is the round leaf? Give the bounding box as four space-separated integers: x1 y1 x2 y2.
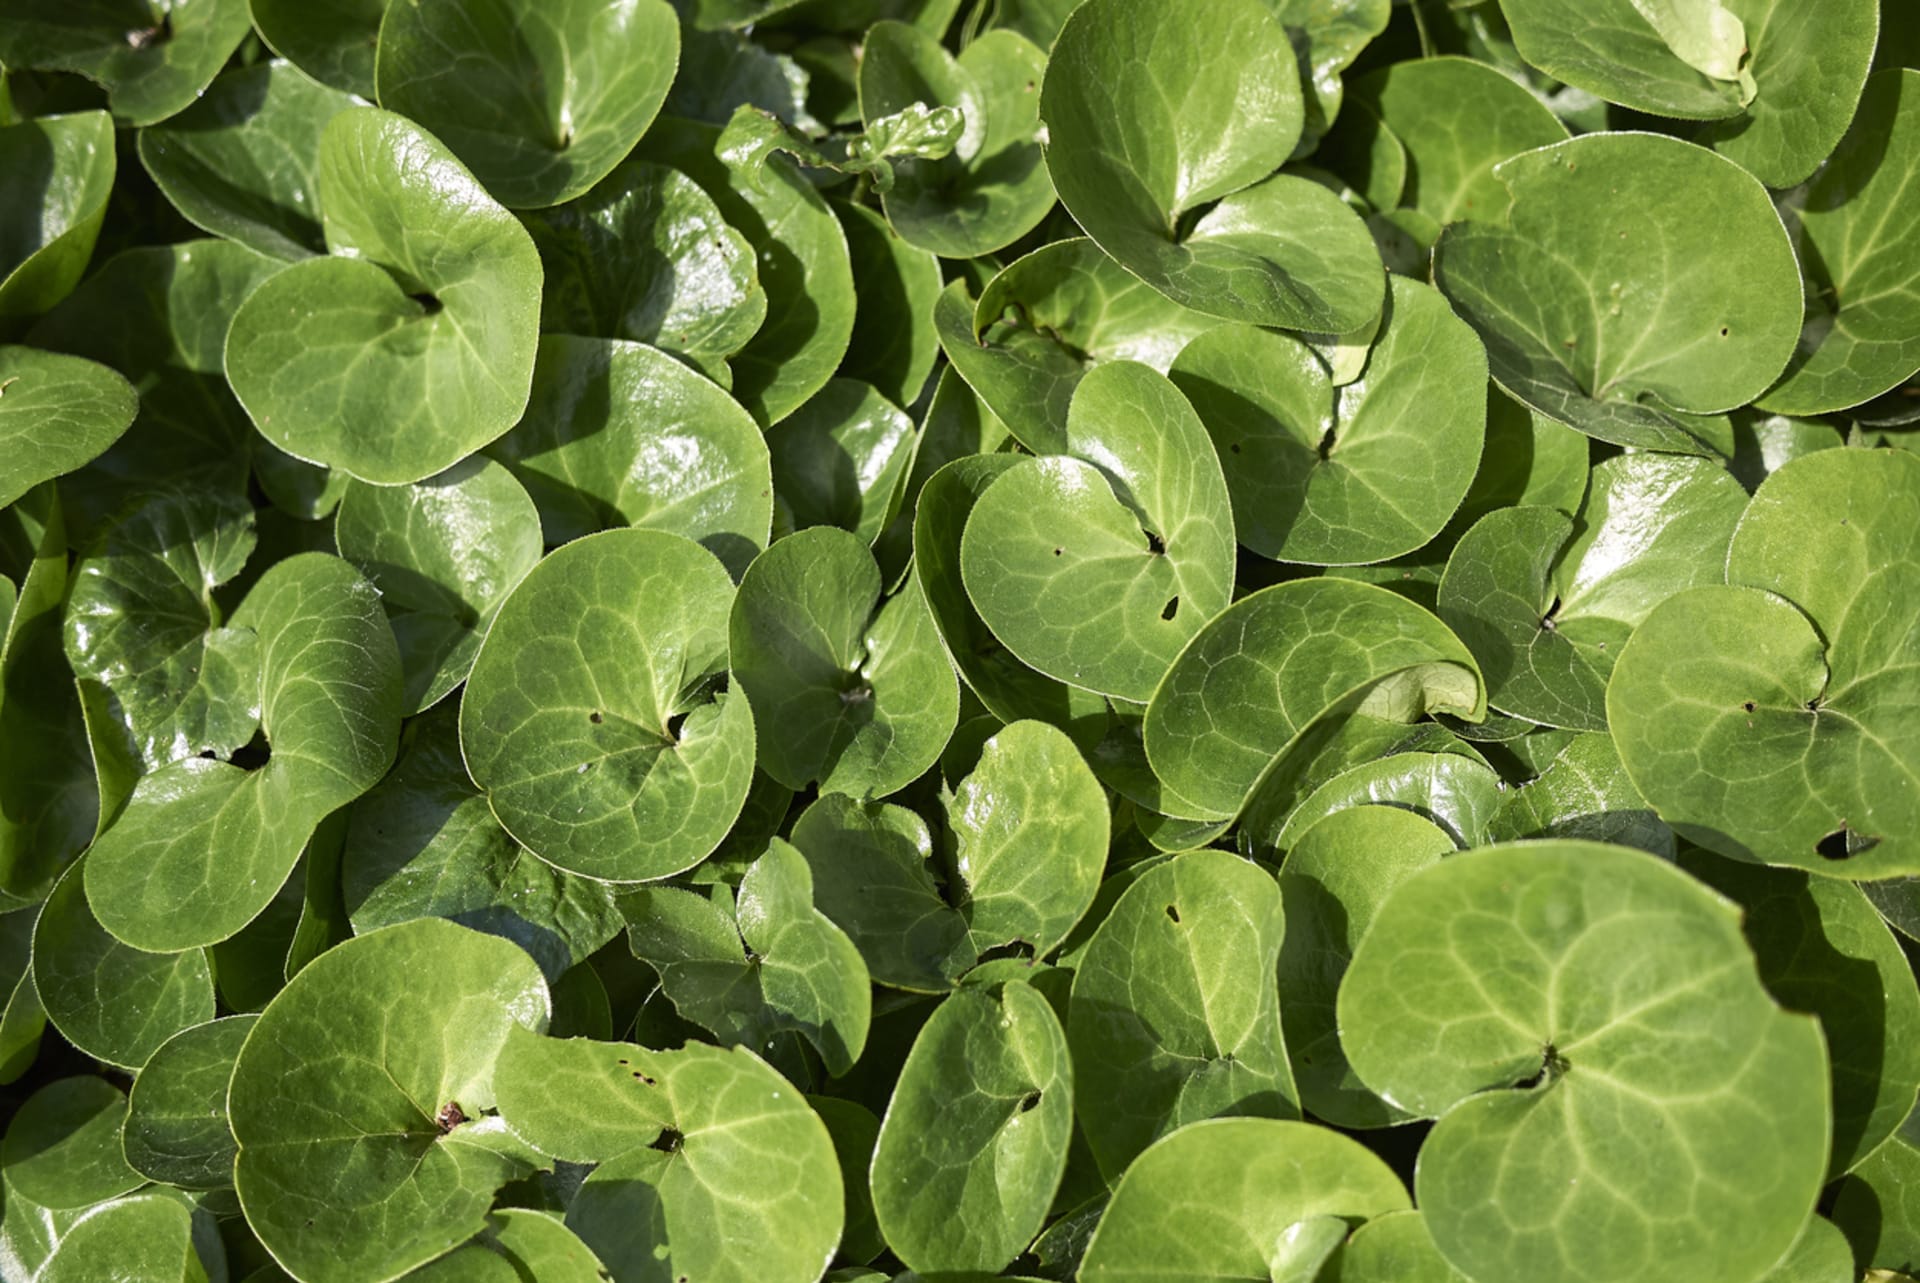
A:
35 1192 205 1283
767 378 915 545
0 345 137 513
1496 0 1751 120
0 111 114 324
251 0 390 97
123 1014 256 1189
2 1076 143 1211
1488 730 1675 856
1338 840 1831 1283
225 106 543 485
230 919 551 1283
374 0 679 209
461 528 754 882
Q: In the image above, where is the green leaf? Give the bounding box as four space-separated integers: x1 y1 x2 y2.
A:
812 1096 884 1266
123 1015 256 1189
251 0 391 97
1496 0 1749 119
1167 274 1487 565
225 106 544 485
334 456 542 714
833 199 942 408
1347 56 1569 226
137 60 358 261
858 23 1056 257
1270 0 1392 146
913 453 1111 748
492 1028 844 1283
0 111 114 325
1758 70 1920 417
479 1208 610 1282
936 238 1223 454
0 908 45 1083
1609 449 1920 874
1043 0 1383 331
488 335 772 577
1144 577 1485 821
30 860 214 1070
521 159 767 385
1272 751 1503 852
0 0 253 126
341 702 625 986
624 839 872 1075
767 378 915 545
374 0 680 209
2 1076 144 1210
1325 1210 1470 1283
1338 840 1830 1283
62 485 260 771
461 528 755 882
1076 1118 1410 1282
0 347 136 511
1680 849 1920 1178
870 982 1072 1273
728 525 957 796
635 116 854 427
1433 133 1800 455
786 793 974 992
35 1191 208 1283
961 360 1235 702
1276 805 1454 1128
1067 851 1298 1178
1833 1128 1920 1276
1488 730 1675 855
716 101 963 195
1439 451 1748 729
230 919 551 1283
83 553 404 952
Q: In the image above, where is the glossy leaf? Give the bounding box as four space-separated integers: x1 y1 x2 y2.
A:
0 111 114 325
833 198 941 407
2 1076 144 1210
1488 730 1675 855
123 1015 256 1189
251 0 391 97
767 378 915 545
0 0 253 126
1272 751 1503 852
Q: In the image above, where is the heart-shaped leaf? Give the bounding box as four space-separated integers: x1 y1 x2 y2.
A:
1339 840 1829 1283
341 702 625 985
1276 805 1455 1129
1434 133 1800 455
871 981 1072 1273
137 60 358 261
624 838 872 1074
521 159 766 385
1144 577 1484 821
729 525 956 796
231 918 551 1283
961 360 1235 702
1759 69 1920 417
934 239 1222 455
335 456 542 714
1076 1119 1410 1282
462 527 755 882
122 1014 255 1189
0 111 114 324
488 335 772 577
1609 448 1920 874
1041 0 1383 331
374 0 679 209
0 0 252 126
225 107 544 485
1168 274 1487 565
858 22 1055 257
0 345 137 512
493 1027 843 1283
83 553 404 952
1438 452 1748 729
1068 851 1298 1178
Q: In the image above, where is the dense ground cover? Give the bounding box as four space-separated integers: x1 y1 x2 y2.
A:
0 0 1917 1280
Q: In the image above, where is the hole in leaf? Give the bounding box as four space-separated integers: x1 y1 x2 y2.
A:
649 1127 684 1153
1144 530 1166 555
1719 326 1730 337
1161 597 1179 621
1817 824 1880 861
411 292 444 316
1514 1043 1568 1089
589 711 604 724
664 711 689 742
1229 442 1242 454
229 730 271 772
1539 598 1562 632
977 940 1036 964
1742 701 1756 713
435 1103 466 1133
1165 904 1180 924
1019 1091 1042 1113
631 1070 657 1085
1052 546 1064 556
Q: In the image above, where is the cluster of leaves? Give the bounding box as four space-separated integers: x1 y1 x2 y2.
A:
0 0 1917 1281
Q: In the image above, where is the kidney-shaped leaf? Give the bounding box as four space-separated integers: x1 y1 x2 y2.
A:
1609 449 1920 875
1077 1118 1410 1283
375 0 679 209
1338 840 1830 1283
1434 132 1800 455
225 107 543 485
871 981 1072 1273
0 346 137 512
1145 577 1484 821
1068 851 1298 1179
83 553 404 952
493 1027 842 1283
123 1014 255 1190
961 360 1235 703
231 919 550 1283
462 527 754 882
